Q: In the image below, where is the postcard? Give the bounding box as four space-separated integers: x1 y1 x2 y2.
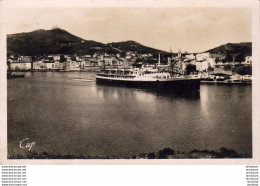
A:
0 0 259 165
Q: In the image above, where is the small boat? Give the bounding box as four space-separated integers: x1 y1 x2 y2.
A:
7 72 25 79
201 73 252 84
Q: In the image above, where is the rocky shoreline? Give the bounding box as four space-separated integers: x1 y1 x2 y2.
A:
131 147 251 159
8 147 251 159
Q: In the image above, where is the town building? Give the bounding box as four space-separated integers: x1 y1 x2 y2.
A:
209 54 226 62
33 61 43 69
104 56 113 66
43 61 55 69
21 56 33 63
10 62 31 70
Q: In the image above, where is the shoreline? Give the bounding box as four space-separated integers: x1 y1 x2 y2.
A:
7 147 251 159
8 71 252 85
8 68 99 73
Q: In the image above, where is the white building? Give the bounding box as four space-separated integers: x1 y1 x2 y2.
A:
242 75 252 80
33 61 43 69
104 56 113 66
10 62 31 70
54 61 60 69
196 61 209 72
59 62 65 69
43 62 55 69
195 52 215 71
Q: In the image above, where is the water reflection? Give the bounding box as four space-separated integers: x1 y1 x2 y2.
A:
143 88 200 100
199 85 212 131
96 85 139 100
96 84 200 101
200 85 210 121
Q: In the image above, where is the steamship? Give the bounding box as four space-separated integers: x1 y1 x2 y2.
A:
96 67 200 92
96 52 200 93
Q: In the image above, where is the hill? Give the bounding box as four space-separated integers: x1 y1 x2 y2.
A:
206 42 252 55
7 28 251 57
7 28 104 56
7 29 166 56
107 40 165 54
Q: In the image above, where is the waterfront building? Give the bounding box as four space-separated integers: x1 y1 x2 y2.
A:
43 61 55 69
242 75 252 80
10 62 31 70
62 61 79 70
33 61 43 69
85 61 91 67
70 61 77 68
75 61 81 68
54 61 60 69
80 61 86 67
59 62 65 69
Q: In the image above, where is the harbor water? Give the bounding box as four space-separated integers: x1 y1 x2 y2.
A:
7 72 252 158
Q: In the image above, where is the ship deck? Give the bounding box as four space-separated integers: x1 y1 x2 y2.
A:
96 74 199 82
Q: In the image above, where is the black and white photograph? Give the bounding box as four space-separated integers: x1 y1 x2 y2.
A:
1 0 259 162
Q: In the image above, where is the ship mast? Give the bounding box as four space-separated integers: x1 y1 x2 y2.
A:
169 46 175 76
158 53 161 66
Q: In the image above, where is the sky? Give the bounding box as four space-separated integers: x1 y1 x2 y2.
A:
5 7 252 53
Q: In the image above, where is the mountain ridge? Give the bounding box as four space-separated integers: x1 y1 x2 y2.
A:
7 28 252 57
205 42 252 55
7 28 105 56
107 40 166 54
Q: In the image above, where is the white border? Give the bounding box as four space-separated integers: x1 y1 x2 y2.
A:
0 0 259 165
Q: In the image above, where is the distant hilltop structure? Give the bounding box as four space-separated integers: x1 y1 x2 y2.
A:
51 25 60 30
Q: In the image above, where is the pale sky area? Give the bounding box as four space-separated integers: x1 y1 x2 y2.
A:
5 7 252 53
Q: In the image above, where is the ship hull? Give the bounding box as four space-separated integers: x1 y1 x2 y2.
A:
96 76 200 94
